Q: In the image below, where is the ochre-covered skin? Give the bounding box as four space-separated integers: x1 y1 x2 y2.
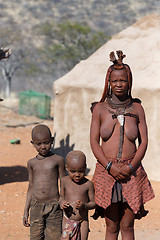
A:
23 124 66 239
90 51 155 240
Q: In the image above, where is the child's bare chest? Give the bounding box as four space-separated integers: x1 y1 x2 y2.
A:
32 158 58 176
65 182 88 203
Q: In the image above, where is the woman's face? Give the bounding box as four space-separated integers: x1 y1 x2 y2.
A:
110 69 129 98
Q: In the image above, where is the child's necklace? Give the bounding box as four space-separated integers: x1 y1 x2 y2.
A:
36 154 46 160
36 152 51 160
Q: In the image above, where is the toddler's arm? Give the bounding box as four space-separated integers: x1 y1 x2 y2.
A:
84 181 96 210
59 177 69 209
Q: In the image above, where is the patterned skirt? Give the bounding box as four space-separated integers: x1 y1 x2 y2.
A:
60 218 81 240
92 156 155 214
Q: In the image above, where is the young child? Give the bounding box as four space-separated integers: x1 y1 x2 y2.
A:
60 150 96 240
23 124 66 240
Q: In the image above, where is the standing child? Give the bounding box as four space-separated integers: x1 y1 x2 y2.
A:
60 150 96 240
23 124 66 240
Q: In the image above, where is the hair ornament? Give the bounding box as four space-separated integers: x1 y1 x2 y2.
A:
110 50 126 70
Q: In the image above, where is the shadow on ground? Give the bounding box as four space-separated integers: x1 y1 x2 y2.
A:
0 166 28 185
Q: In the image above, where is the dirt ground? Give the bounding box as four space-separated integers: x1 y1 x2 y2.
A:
0 100 160 240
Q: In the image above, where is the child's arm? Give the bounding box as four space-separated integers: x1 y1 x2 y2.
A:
59 177 70 209
85 181 96 210
75 181 96 210
23 160 33 227
58 156 66 180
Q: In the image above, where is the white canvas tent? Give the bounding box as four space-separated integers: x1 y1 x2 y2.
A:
53 14 160 180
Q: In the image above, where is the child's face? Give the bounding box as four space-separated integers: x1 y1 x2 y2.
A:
66 160 86 184
32 133 53 156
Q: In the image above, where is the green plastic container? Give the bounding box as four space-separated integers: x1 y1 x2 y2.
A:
19 90 51 119
10 139 21 144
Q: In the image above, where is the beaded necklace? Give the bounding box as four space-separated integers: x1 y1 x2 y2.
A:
36 151 52 160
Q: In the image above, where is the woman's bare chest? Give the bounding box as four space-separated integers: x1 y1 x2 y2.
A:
100 106 139 142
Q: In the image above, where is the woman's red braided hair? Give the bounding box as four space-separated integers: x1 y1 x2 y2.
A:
100 51 133 102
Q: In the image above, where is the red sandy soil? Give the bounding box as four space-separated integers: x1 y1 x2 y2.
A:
0 104 159 240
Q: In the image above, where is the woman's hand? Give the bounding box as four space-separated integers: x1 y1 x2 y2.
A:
109 164 126 180
119 164 132 177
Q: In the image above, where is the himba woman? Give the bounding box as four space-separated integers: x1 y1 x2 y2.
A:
90 50 155 240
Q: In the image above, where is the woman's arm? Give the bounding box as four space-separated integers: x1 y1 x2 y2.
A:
120 103 148 176
129 103 148 170
90 104 109 168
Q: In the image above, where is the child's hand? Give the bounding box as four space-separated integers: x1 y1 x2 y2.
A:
60 200 70 209
23 212 30 227
74 200 85 210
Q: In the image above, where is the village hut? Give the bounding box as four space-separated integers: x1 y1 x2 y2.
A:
53 14 160 180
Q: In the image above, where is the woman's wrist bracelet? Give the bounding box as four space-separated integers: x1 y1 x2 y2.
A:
105 161 112 173
128 163 134 172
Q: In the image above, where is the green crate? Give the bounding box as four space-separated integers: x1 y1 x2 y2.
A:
19 90 51 119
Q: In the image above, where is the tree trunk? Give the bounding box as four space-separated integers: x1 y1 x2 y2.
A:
5 76 11 98
1 68 12 98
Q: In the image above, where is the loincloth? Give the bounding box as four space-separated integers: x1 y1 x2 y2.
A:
92 156 155 214
60 215 82 240
111 181 127 203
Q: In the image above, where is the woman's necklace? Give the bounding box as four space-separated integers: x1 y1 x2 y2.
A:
107 96 133 161
107 96 132 110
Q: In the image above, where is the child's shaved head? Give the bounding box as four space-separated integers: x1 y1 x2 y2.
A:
66 150 86 168
31 124 51 142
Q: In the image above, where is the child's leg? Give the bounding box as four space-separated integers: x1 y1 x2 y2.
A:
45 202 63 240
120 202 135 240
81 220 89 240
30 203 44 240
104 202 120 240
30 219 44 240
